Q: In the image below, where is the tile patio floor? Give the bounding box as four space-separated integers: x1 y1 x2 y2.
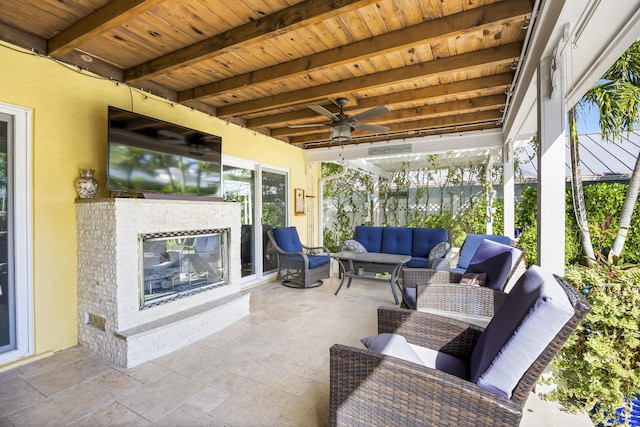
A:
0 276 592 426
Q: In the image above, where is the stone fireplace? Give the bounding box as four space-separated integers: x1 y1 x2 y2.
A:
76 198 249 368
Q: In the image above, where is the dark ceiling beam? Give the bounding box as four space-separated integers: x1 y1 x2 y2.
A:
217 43 522 117
177 0 531 103
269 94 506 138
287 109 503 144
124 0 379 83
247 73 513 128
297 123 499 149
48 0 166 57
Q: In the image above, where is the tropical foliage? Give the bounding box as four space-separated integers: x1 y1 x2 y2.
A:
322 157 502 251
546 215 640 426
569 39 640 264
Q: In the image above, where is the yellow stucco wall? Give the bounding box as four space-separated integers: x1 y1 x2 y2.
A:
0 42 319 368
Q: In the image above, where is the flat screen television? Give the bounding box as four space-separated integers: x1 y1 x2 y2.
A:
107 106 222 198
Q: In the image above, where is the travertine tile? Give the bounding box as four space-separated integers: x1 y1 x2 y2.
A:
152 342 226 378
0 376 44 417
2 276 592 426
22 357 111 397
183 387 229 414
17 346 98 379
70 401 152 427
115 371 206 423
155 403 217 426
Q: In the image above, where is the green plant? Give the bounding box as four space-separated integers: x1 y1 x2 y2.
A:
545 220 640 425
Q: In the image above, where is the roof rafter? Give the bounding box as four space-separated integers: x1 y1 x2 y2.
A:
270 94 506 137
246 73 513 128
124 0 380 83
217 43 522 117
48 0 167 56
288 109 503 144
177 0 531 103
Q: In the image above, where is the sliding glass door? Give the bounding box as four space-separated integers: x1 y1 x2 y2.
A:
223 159 288 284
0 116 11 354
261 169 287 275
223 165 256 278
0 105 32 364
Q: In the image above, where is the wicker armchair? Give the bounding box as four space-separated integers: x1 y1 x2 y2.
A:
267 227 331 288
329 267 590 426
401 239 525 325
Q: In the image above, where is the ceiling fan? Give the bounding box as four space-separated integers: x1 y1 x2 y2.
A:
290 97 390 142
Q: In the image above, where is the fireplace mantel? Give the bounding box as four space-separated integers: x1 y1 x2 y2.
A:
76 198 249 367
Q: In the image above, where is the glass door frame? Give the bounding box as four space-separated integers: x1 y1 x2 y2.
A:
222 155 289 287
0 103 34 364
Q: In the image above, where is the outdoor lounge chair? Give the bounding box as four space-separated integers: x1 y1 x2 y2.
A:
401 239 525 325
329 265 590 426
267 226 331 288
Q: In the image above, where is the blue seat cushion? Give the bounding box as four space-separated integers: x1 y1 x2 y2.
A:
411 228 448 258
307 254 330 269
381 227 412 255
457 234 512 270
402 286 417 309
465 239 514 291
406 256 429 268
273 227 303 252
354 226 383 253
469 265 574 398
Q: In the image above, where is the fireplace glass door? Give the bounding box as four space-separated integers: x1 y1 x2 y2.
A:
140 229 229 308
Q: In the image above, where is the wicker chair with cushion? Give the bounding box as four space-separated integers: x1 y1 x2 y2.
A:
267 226 331 288
401 239 525 326
329 265 590 426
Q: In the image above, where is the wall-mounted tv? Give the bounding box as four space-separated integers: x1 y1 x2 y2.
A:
107 106 222 198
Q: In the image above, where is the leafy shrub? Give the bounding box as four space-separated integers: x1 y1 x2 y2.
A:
515 183 640 266
547 262 640 426
565 183 640 265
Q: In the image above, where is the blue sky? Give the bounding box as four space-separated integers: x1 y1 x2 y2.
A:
575 104 601 134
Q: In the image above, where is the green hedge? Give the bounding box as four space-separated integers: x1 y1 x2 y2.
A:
515 183 640 266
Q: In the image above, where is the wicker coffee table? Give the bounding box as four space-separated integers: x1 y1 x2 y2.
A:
331 251 410 304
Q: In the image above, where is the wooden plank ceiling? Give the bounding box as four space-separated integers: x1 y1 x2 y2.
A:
0 0 533 149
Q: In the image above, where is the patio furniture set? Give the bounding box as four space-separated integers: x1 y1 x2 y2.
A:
267 225 591 426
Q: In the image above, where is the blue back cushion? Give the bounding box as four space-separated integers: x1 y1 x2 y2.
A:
354 226 383 252
411 228 448 258
381 227 413 255
465 239 514 291
458 234 511 270
273 227 303 252
469 265 574 398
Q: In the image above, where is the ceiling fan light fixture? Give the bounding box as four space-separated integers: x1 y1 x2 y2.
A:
331 124 351 142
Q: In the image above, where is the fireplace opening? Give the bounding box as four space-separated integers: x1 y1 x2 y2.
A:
139 229 229 308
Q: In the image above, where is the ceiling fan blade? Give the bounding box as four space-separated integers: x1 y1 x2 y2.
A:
352 105 389 121
309 105 339 121
355 123 390 133
288 123 329 128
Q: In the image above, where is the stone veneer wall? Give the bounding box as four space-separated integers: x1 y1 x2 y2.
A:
76 198 249 367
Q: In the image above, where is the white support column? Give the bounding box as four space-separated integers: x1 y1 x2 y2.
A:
373 179 380 226
485 155 496 235
503 141 515 239
537 53 566 275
